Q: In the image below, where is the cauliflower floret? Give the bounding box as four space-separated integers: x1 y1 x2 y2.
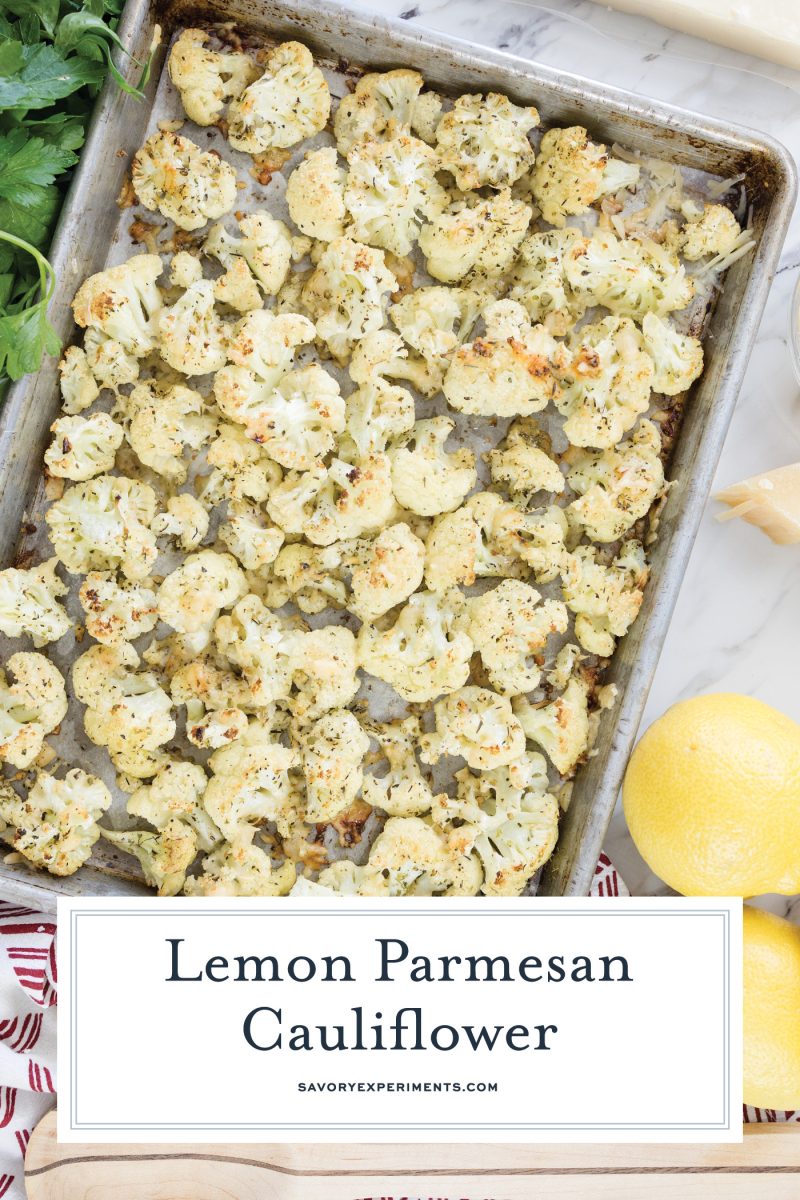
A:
58 345 99 414
270 541 350 614
127 760 220 851
349 523 425 621
219 500 285 570
443 300 561 417
344 133 448 257
286 625 360 721
488 418 565 500
423 494 525 591
514 675 591 775
566 420 665 543
340 377 415 460
72 254 163 357
152 494 209 550
435 92 538 190
227 41 330 154
169 251 203 288
507 228 586 335
297 709 370 823
286 147 348 241
361 716 435 817
120 380 215 482
530 126 640 226
434 755 559 895
102 819 198 895
0 654 67 769
167 28 257 126
564 228 694 321
562 541 648 656
333 69 443 155
203 727 298 843
212 258 262 313
220 363 344 470
186 706 248 751
214 594 295 706
302 237 397 364
200 421 283 506
45 475 157 581
82 327 140 392
366 816 482 896
641 312 704 395
0 558 70 646
131 130 237 231
555 315 654 449
420 686 526 770
348 328 438 399
291 858 390 897
158 550 247 643
467 580 568 696
44 413 124 481
389 286 481 383
268 455 395 545
78 572 157 645
419 190 531 283
204 210 295 297
389 418 476 517
157 279 228 376
470 492 570 584
547 642 583 691
681 203 743 261
185 839 295 895
358 588 472 703
0 769 111 876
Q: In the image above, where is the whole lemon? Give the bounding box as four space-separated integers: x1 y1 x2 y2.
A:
623 693 800 897
743 906 800 1109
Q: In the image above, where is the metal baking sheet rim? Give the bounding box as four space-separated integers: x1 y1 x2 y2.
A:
0 0 795 909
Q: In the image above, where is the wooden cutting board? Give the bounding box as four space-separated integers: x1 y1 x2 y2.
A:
24 1110 800 1199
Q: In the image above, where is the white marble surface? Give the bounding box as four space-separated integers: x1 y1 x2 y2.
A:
350 0 800 917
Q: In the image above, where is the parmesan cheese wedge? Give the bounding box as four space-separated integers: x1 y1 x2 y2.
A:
715 463 800 544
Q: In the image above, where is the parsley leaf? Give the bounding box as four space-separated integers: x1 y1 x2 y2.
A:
0 129 78 205
0 41 104 109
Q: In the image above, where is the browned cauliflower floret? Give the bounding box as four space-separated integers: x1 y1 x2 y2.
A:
562 541 648 657
185 840 295 895
344 133 448 257
488 418 565 500
681 203 744 261
465 492 570 584
419 190 531 283
443 300 561 417
78 572 158 645
152 494 210 550
219 500 285 571
0 653 68 769
214 594 295 706
167 28 258 126
158 550 248 645
358 588 472 704
0 558 71 647
467 580 568 696
435 93 539 190
199 421 283 507
270 542 351 614
361 716 436 817
389 285 481 387
268 455 395 545
45 475 158 581
202 725 298 843
333 69 443 155
301 237 397 364
157 278 228 376
423 494 525 591
364 816 482 896
507 227 586 335
227 41 330 155
204 210 296 298
349 523 425 621
72 254 163 362
117 379 215 482
0 769 111 876
296 709 370 823
530 126 640 226
132 130 237 231
566 420 665 543
389 417 476 517
102 818 198 896
564 228 694 321
127 760 219 852
44 413 124 481
514 675 591 775
58 345 99 414
641 312 704 395
286 147 348 241
286 625 360 721
420 686 526 770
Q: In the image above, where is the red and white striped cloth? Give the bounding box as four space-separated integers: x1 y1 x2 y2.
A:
0 872 795 1200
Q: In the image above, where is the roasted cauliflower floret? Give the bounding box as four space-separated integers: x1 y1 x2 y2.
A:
562 540 648 656
202 728 298 843
297 709 370 823
268 455 395 545
474 492 570 584
200 421 282 506
225 363 344 470
389 285 481 383
158 550 247 643
555 315 654 449
44 413 123 481
348 327 439 399
127 760 220 852
219 500 285 570
286 147 348 241
213 595 294 706
514 675 590 775
366 815 482 896
0 559 71 646
361 716 435 817
641 312 704 395
564 228 694 321
287 625 360 721
102 818 198 896
681 203 743 261
120 380 215 482
488 418 565 499
420 686 526 770
167 28 258 126
169 251 203 288
269 541 350 614
186 707 249 751
419 190 531 283
389 418 476 517
566 420 665 543
443 300 561 417
214 309 317 436
0 654 68 769
435 92 538 190
72 253 163 358
78 572 158 645
132 130 237 231
152 494 210 550
507 227 586 335
333 69 442 155
82 327 140 393
340 376 415 460
204 210 295 297
423 494 524 591
0 769 111 876
468 580 568 696
358 588 472 704
302 237 397 364
344 133 448 257
157 279 228 376
227 40 330 154
349 523 425 621
530 126 640 226
58 345 99 414
45 475 157 581
184 839 295 895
